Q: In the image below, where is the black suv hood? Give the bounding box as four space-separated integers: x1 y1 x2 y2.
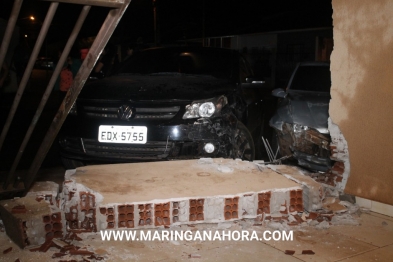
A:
80 74 235 101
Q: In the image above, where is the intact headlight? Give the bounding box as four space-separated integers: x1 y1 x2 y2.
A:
183 96 228 119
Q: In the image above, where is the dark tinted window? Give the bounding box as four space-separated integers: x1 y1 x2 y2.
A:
115 48 238 80
290 65 331 92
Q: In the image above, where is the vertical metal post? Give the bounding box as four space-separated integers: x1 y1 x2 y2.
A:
24 0 132 190
153 0 157 46
0 0 23 71
0 2 59 152
4 6 91 189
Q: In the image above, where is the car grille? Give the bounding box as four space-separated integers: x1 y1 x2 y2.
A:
62 137 172 159
82 106 180 120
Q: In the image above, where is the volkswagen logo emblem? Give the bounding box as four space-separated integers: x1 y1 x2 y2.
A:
118 105 133 120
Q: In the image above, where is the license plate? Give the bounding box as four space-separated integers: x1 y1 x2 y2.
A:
98 125 147 144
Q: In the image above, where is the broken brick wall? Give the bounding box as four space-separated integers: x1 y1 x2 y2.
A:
330 0 393 205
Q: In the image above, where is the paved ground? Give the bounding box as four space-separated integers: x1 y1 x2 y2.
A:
0 209 392 261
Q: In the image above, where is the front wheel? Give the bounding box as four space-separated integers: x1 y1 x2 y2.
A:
230 121 255 161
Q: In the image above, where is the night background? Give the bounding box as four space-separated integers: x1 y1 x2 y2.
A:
1 0 333 48
0 0 333 173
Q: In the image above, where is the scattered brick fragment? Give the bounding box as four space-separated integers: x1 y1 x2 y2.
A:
11 205 27 214
3 247 12 254
60 245 77 253
302 250 315 255
15 259 20 262
69 249 94 256
52 252 67 258
38 239 55 252
35 197 44 202
307 212 318 220
87 254 104 260
285 250 295 255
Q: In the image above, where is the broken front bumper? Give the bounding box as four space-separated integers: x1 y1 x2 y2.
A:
59 117 237 163
274 123 332 171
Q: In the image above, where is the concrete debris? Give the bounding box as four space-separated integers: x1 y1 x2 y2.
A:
338 201 359 214
331 213 359 226
339 194 356 204
316 220 330 230
217 165 233 173
267 221 290 231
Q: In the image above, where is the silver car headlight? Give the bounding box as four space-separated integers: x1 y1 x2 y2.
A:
183 96 228 119
293 123 309 133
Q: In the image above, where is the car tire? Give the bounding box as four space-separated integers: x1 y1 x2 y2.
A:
61 157 85 170
231 121 255 161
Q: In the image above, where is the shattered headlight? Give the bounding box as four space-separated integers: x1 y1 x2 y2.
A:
183 96 228 119
293 123 309 133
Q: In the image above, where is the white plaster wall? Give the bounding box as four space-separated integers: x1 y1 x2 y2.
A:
330 0 393 205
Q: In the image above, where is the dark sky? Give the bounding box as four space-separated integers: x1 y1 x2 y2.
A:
1 0 332 45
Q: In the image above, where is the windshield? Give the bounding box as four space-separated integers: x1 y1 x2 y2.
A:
290 65 331 92
115 48 237 80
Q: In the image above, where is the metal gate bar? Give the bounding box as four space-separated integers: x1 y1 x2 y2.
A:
0 0 23 76
25 0 132 190
4 6 92 189
0 0 131 197
0 2 58 152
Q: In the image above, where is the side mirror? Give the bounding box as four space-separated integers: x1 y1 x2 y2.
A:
272 88 287 98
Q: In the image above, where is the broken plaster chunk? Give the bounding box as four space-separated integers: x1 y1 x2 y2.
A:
217 165 233 173
198 158 214 164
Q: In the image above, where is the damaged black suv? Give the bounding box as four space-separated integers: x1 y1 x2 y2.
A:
59 46 269 168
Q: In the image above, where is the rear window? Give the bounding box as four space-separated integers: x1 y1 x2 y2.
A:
115 48 237 80
290 65 331 92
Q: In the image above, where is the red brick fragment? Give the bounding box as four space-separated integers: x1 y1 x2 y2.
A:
60 245 77 253
35 197 44 202
38 239 55 252
69 249 94 256
52 252 67 258
11 205 27 214
15 259 21 262
3 247 12 254
87 254 104 260
285 250 295 255
306 212 318 220
302 250 315 255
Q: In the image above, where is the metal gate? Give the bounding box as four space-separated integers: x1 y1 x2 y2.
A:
0 0 131 199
